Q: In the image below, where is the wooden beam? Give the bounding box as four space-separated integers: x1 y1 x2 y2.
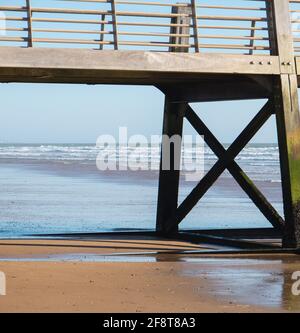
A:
157 77 273 103
269 0 295 73
156 99 186 234
185 105 284 231
0 47 281 85
165 100 274 233
269 1 300 248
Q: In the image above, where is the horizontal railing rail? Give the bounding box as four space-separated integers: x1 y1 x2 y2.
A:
290 0 300 54
0 0 273 54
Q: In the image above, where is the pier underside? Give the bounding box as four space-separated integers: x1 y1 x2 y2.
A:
0 47 288 104
1 47 300 102
1 47 300 249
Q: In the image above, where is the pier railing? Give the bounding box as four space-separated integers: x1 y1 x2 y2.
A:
0 0 273 54
290 0 300 55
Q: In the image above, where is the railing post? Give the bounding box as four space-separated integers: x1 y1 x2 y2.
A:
265 0 278 55
249 20 256 55
268 0 300 248
111 0 119 50
99 14 106 50
26 0 33 47
169 4 191 53
190 0 200 52
266 0 295 71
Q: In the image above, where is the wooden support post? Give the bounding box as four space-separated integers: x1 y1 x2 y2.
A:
275 74 300 248
268 0 300 248
156 99 186 234
269 0 295 73
156 4 192 234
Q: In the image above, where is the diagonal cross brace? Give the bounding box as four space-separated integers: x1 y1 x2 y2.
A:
165 100 283 234
185 104 284 232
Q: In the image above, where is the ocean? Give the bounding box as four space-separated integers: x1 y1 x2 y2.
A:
0 143 283 237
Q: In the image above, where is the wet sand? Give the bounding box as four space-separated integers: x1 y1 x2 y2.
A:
0 238 299 313
0 159 282 237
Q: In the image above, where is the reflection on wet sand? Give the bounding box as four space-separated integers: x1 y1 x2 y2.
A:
178 257 300 312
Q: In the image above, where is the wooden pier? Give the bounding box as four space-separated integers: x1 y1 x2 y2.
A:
0 0 300 249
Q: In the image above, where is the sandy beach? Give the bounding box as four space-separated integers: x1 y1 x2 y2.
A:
0 261 239 313
0 237 299 313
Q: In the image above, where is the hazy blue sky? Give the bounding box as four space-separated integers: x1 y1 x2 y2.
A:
0 83 277 144
0 0 278 144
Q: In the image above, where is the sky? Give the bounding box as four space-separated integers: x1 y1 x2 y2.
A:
0 83 277 144
0 0 283 143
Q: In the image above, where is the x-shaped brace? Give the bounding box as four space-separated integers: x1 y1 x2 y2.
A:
166 100 285 234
